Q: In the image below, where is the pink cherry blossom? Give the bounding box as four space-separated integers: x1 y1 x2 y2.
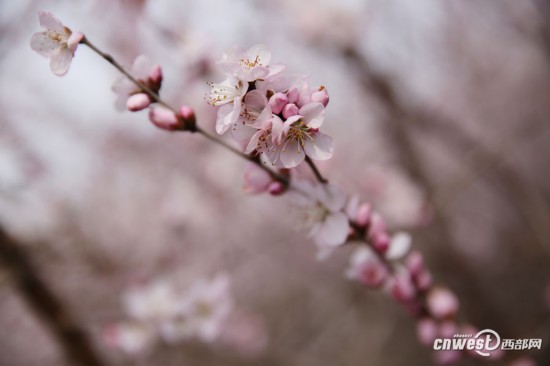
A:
427 287 459 320
217 44 272 82
290 181 349 251
169 274 233 343
30 11 83 76
103 322 155 355
269 103 333 168
208 76 248 134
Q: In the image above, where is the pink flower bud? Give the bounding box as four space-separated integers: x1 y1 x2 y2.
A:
282 103 299 119
311 89 329 106
416 318 438 346
406 251 425 276
368 212 386 238
427 287 459 320
149 106 180 131
179 105 195 121
371 232 390 253
438 321 457 338
355 203 372 227
269 93 288 115
415 270 433 291
127 93 151 112
286 87 299 104
267 181 286 195
391 274 416 302
148 64 163 85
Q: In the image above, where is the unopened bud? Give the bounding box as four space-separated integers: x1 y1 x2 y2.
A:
127 93 151 112
286 87 299 104
427 287 459 320
311 88 329 106
267 181 286 195
148 65 163 85
149 106 180 131
282 103 299 119
269 93 288 115
355 203 372 227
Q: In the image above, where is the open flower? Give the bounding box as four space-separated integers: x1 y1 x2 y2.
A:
217 44 272 82
291 181 349 254
208 76 248 134
270 102 333 168
30 10 83 76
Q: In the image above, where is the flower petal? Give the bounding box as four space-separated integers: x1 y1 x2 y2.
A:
216 103 235 134
246 44 271 66
49 48 72 76
30 32 58 57
279 140 305 168
386 232 412 260
303 132 333 161
312 212 349 247
244 90 268 113
245 129 264 154
38 10 65 32
300 102 325 129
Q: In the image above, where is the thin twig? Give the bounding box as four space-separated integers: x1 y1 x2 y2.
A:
305 156 328 184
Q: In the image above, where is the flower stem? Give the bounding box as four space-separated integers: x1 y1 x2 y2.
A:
80 36 289 186
305 156 328 184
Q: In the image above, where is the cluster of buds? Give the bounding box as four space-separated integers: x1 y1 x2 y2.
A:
104 274 233 355
207 44 333 169
112 55 196 132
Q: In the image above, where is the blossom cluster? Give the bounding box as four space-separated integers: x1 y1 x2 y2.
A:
207 44 333 169
104 274 233 355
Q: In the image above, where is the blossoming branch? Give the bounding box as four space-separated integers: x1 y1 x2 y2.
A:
30 10 534 365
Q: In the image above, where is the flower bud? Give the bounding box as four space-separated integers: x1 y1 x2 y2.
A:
390 273 416 302
149 106 180 131
127 93 151 112
179 105 195 122
406 251 425 276
268 93 288 115
286 87 299 104
427 287 459 320
267 181 286 195
371 231 390 253
311 88 329 106
416 318 438 346
355 203 372 227
282 103 299 119
148 65 163 85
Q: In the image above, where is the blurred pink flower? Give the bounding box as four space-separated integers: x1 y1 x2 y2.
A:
427 287 459 320
290 181 349 253
30 11 83 76
346 246 389 287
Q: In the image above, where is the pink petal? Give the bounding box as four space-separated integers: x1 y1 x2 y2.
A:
312 212 349 247
303 132 333 161
270 115 284 144
245 130 264 154
38 10 65 32
279 140 305 168
300 102 325 128
231 121 256 142
321 184 346 212
386 232 412 260
132 55 152 79
246 44 271 66
244 90 268 112
30 32 58 57
49 48 72 76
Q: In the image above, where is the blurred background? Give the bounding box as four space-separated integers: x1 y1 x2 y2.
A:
1 0 549 365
